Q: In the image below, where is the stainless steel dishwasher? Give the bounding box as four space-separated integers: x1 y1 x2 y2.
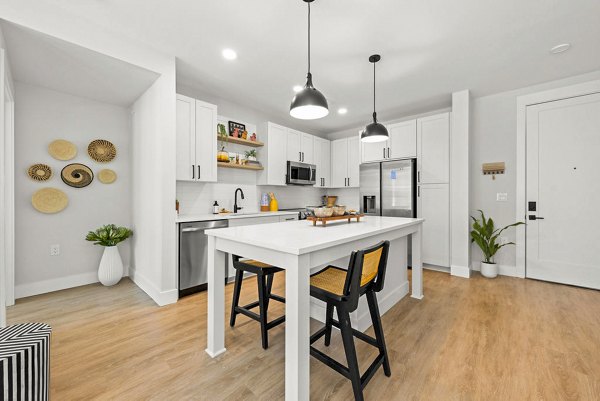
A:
179 219 228 297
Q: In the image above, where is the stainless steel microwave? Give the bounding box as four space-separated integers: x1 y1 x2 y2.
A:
286 161 316 185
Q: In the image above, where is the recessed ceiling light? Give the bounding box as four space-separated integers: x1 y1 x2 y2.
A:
222 48 237 60
338 108 348 115
550 43 570 54
293 85 303 93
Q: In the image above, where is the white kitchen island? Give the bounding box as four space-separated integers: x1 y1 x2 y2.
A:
205 216 424 401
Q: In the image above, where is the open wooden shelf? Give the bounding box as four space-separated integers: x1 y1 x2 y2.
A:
217 162 264 171
218 135 264 147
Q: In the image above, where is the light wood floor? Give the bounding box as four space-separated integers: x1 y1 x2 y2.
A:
7 270 600 400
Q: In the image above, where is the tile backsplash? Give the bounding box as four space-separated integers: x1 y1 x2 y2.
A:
176 168 327 215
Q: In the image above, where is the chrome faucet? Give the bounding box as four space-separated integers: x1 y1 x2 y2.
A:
234 188 245 213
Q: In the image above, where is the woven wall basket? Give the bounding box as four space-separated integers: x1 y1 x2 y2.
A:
48 139 77 161
27 163 53 181
61 163 94 188
32 188 68 214
88 139 116 163
98 169 117 184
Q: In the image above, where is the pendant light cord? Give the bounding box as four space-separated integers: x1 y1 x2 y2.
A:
307 2 311 74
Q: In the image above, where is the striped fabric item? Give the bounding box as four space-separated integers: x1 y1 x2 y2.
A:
0 323 52 401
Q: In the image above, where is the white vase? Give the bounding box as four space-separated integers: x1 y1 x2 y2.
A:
98 246 124 286
480 261 499 278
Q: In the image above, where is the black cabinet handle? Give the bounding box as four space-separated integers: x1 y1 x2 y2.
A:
418 171 420 183
388 148 390 158
197 165 200 179
348 177 350 187
383 148 386 159
417 186 420 197
192 165 195 179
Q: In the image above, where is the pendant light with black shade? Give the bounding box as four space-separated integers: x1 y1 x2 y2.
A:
361 54 389 142
290 0 329 120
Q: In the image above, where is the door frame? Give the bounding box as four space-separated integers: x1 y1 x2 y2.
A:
516 79 600 278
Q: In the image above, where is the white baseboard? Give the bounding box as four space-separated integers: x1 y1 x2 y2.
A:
15 266 131 299
451 265 471 278
128 267 178 306
471 263 522 278
310 280 409 333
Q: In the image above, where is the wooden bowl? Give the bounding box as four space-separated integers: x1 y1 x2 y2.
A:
314 207 334 218
332 205 346 216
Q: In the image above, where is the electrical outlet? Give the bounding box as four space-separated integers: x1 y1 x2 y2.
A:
50 244 60 256
496 193 508 202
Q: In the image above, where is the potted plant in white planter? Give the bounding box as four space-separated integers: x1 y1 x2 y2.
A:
470 210 523 278
86 224 133 286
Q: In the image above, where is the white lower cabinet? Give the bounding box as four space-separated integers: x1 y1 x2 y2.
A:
418 183 450 267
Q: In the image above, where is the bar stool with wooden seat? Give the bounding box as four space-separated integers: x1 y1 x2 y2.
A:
309 240 391 401
229 255 286 349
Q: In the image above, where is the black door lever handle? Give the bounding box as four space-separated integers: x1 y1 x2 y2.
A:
529 215 545 220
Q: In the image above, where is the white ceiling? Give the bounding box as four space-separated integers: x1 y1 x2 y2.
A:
3 1 600 133
0 20 159 107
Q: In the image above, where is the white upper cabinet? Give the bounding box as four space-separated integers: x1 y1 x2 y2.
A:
360 119 417 163
417 112 450 184
300 132 314 164
389 119 417 159
176 94 217 182
331 137 359 188
361 131 388 163
331 138 348 188
314 137 331 188
195 99 218 182
176 95 196 181
347 136 359 188
258 122 288 186
287 129 301 162
287 129 314 163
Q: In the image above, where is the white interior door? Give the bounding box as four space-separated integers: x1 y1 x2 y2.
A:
526 93 600 289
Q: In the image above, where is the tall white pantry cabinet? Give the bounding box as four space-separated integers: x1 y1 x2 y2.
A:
176 94 218 182
417 112 451 268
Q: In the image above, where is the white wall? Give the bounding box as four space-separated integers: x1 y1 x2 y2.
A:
14 82 131 298
470 70 600 272
0 25 15 327
0 9 178 307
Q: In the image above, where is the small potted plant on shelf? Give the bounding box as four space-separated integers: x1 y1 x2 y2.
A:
217 123 229 162
86 224 133 286
244 149 257 162
470 210 524 278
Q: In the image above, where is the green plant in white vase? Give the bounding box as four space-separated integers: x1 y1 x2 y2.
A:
470 210 524 278
86 224 133 286
244 149 257 161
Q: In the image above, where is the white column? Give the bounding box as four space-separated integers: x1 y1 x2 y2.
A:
285 254 311 401
206 235 227 358
450 90 471 278
411 226 424 299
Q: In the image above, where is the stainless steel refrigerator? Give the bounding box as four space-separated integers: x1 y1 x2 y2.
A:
359 159 416 218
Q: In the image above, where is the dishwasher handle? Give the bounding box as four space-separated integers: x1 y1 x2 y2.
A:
180 220 229 232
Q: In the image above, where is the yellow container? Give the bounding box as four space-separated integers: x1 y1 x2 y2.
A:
269 193 278 211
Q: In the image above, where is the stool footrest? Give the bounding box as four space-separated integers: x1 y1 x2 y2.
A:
329 319 379 347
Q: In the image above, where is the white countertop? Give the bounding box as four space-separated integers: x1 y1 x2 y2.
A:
205 216 424 255
176 210 299 223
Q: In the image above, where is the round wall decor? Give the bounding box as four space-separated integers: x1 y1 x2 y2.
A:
88 139 116 163
32 187 68 214
61 163 94 188
27 164 53 181
98 169 117 184
48 139 77 161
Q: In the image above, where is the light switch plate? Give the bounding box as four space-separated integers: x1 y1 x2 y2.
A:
496 193 508 202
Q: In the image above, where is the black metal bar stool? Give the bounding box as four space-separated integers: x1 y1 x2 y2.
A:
309 240 391 401
229 255 286 349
